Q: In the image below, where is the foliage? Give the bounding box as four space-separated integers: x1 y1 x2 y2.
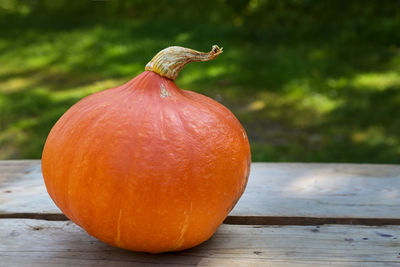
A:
1 0 400 162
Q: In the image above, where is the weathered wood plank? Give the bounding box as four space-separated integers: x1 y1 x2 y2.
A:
0 161 59 214
0 160 38 184
0 219 399 266
1 161 400 220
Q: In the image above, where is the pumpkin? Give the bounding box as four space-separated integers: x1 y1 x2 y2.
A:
42 45 251 253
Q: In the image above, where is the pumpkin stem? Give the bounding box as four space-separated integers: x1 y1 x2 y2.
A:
145 45 223 80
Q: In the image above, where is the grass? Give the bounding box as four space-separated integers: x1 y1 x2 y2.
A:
1 1 400 163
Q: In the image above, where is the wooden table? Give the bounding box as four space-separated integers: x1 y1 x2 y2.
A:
1 161 400 266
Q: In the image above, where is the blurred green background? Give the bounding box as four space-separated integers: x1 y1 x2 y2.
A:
1 0 400 162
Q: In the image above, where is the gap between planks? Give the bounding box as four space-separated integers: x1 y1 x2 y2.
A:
1 213 400 226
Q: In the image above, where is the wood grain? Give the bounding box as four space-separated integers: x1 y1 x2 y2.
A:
232 163 400 219
1 219 399 267
0 160 38 184
0 161 59 214
1 161 400 221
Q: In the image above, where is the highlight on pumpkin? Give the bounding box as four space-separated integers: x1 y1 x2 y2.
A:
145 45 223 80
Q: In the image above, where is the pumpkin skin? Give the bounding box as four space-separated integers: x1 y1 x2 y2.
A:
42 49 250 253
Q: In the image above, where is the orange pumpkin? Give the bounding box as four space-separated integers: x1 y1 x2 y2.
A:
42 45 251 253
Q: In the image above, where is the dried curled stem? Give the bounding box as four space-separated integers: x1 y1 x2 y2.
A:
145 45 223 80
